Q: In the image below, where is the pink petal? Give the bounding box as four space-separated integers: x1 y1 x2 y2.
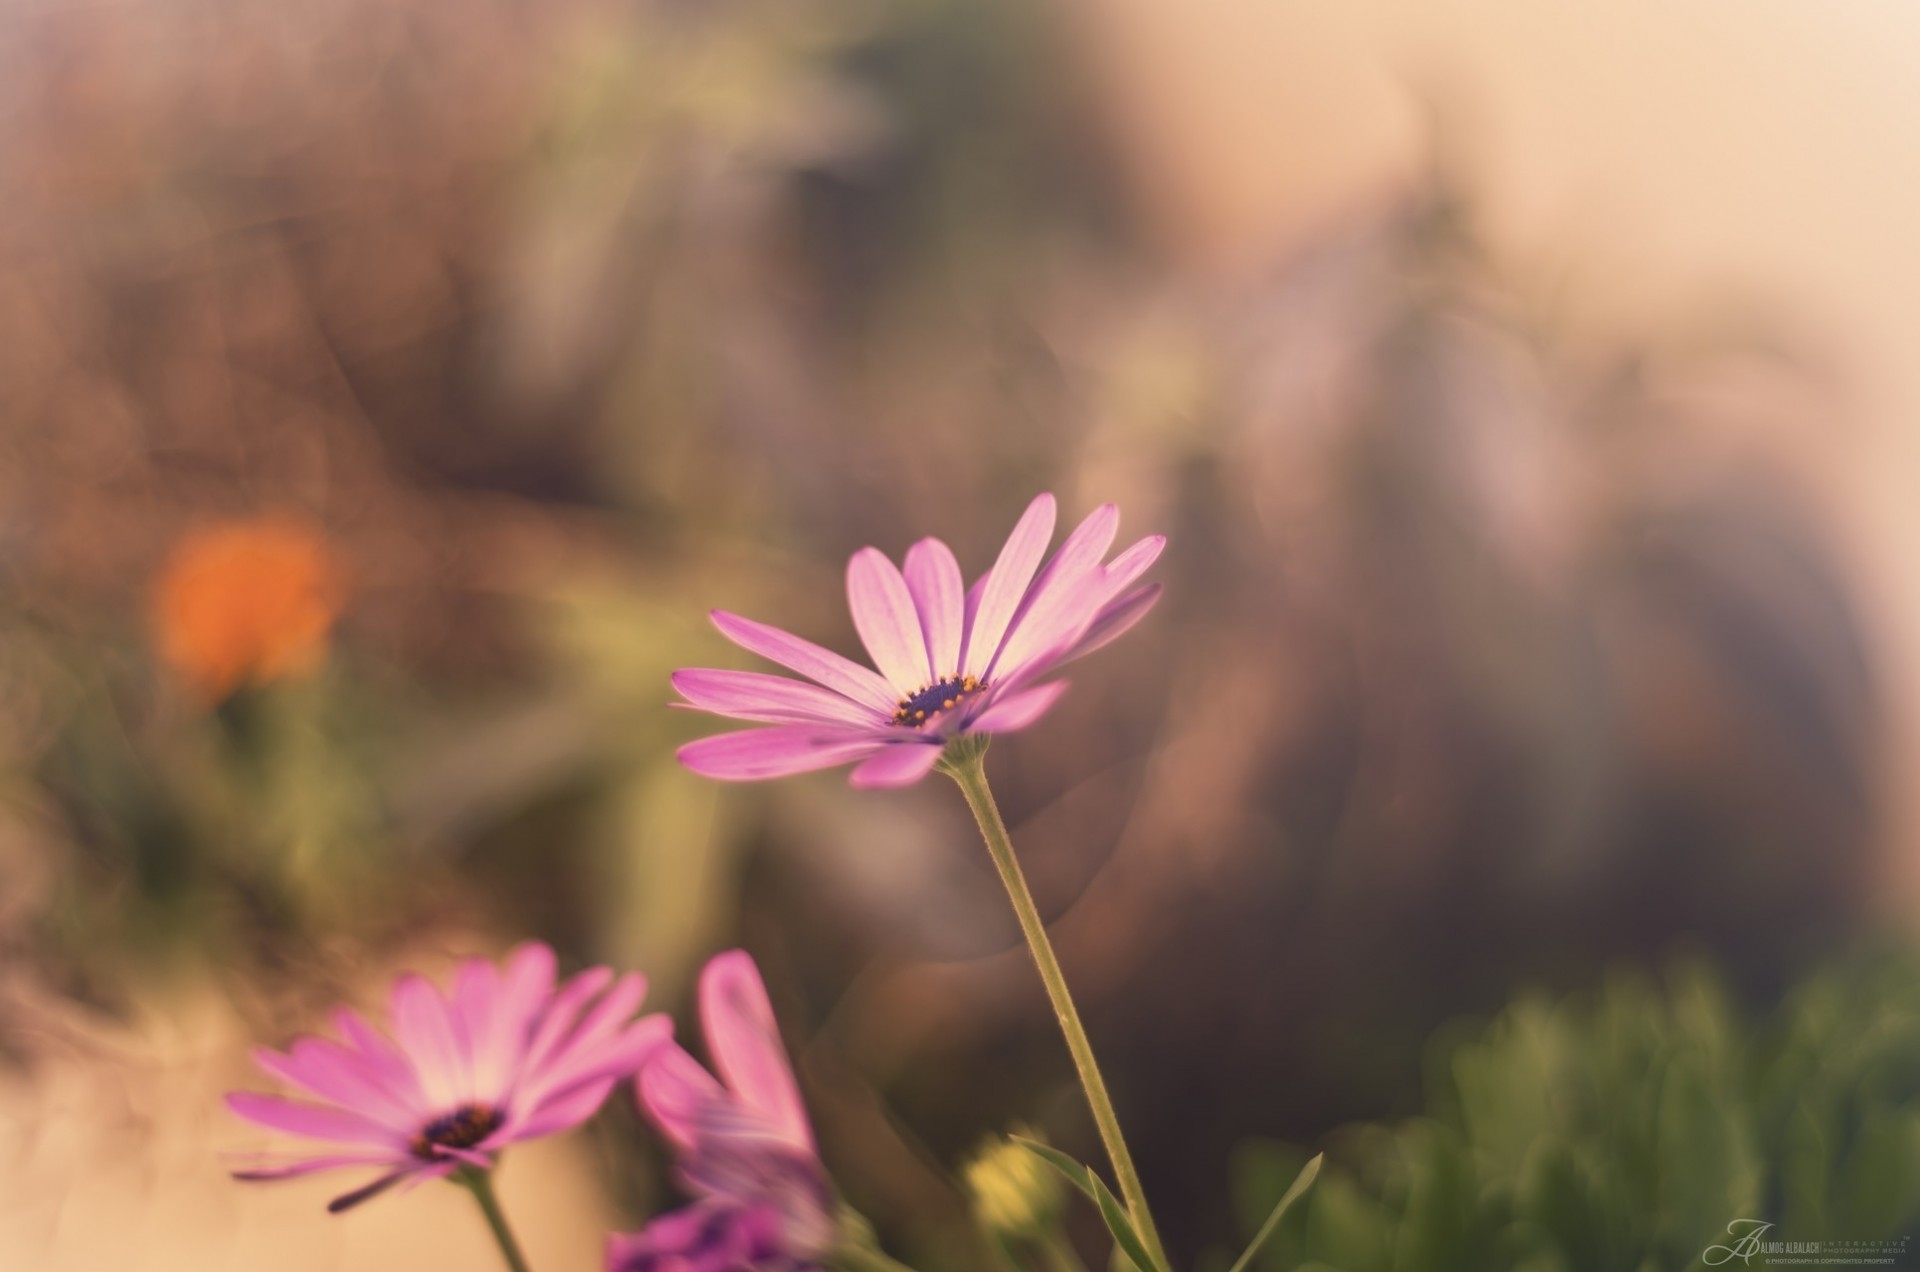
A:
638 1044 727 1152
970 680 1070 733
962 493 1057 678
332 1007 404 1066
847 548 930 693
993 537 1166 684
1101 534 1166 595
331 1009 430 1111
700 951 813 1152
902 538 965 679
1025 504 1120 608
229 1151 403 1182
676 1102 820 1200
1040 503 1121 592
330 1166 435 1213
988 574 1119 684
252 1041 419 1128
521 970 646 1084
510 1076 620 1142
988 584 1163 702
225 1093 402 1148
528 1015 674 1105
337 1161 461 1216
567 971 651 1052
678 727 886 782
519 965 615 1083
1063 582 1162 662
518 980 667 1108
672 668 882 728
449 957 501 1092
710 611 897 713
682 1100 813 1161
848 743 943 789
985 605 1092 686
475 943 559 1095
988 504 1121 677
388 975 468 1107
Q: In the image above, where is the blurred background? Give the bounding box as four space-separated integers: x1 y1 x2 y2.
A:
5 0 1920 1268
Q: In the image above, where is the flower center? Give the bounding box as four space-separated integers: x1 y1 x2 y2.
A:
409 1103 502 1160
892 674 982 728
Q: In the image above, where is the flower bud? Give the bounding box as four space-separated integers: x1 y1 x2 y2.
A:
964 1129 1062 1240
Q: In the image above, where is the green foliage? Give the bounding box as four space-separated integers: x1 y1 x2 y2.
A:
1231 956 1920 1272
1227 1155 1322 1272
967 1128 1064 1241
1015 1135 1164 1271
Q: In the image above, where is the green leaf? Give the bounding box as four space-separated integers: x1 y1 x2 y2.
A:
1227 1154 1322 1272
1012 1135 1099 1205
1012 1138 1164 1272
1090 1169 1161 1272
825 1202 921 1272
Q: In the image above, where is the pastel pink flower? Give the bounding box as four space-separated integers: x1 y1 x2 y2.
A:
226 942 672 1212
674 493 1164 788
609 951 833 1270
606 1199 802 1272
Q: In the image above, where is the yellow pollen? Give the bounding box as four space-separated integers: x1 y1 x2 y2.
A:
893 674 984 729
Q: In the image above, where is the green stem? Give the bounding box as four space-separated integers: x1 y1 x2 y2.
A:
1041 1230 1091 1272
941 744 1171 1272
984 1232 1025 1272
458 1169 533 1272
834 1246 921 1272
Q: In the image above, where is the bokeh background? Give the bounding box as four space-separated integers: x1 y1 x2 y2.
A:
6 0 1920 1268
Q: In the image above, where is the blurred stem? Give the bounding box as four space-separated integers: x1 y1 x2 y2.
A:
457 1169 532 1272
833 1246 920 1272
983 1231 1024 1272
941 744 1171 1272
1042 1231 1090 1272
832 1203 920 1272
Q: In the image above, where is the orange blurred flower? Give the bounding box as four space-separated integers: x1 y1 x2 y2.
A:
150 517 347 704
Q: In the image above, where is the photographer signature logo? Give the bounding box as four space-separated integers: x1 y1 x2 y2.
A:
1701 1218 1908 1266
1705 1220 1775 1265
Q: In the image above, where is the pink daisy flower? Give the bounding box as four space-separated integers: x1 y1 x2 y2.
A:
227 942 673 1213
674 492 1164 788
608 951 833 1271
606 1199 803 1272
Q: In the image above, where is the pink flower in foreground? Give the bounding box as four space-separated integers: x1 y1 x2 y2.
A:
606 1199 804 1272
608 951 832 1271
674 492 1164 788
227 942 672 1213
